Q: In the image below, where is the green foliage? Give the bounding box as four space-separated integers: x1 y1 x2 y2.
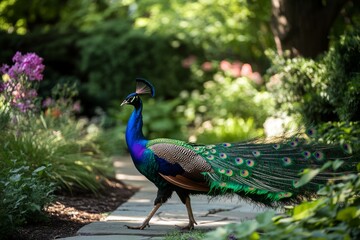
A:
325 30 360 121
195 117 263 144
141 98 187 140
266 29 360 124
0 0 275 115
204 165 360 240
165 230 206 240
313 122 360 149
77 20 193 107
0 164 54 238
134 0 274 65
178 61 272 143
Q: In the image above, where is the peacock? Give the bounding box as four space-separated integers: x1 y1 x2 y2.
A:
121 78 357 230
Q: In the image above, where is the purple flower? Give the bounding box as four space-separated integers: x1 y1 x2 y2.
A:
0 82 5 93
0 64 9 74
12 100 34 113
72 100 81 113
26 89 38 98
42 97 55 108
7 52 45 81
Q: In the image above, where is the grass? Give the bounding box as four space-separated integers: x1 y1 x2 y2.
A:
164 230 207 240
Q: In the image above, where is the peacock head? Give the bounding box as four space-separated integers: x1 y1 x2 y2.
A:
121 92 141 107
121 78 155 108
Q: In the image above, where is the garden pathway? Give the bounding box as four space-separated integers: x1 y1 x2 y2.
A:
59 156 270 240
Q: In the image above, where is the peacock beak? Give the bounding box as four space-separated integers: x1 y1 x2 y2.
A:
121 99 128 106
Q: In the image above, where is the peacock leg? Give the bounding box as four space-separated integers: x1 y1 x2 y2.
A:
178 196 197 230
126 203 162 230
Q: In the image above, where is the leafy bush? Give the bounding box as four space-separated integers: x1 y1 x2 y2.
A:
77 20 195 109
313 121 360 148
134 0 273 67
178 60 273 142
0 164 54 238
266 29 360 124
324 30 360 121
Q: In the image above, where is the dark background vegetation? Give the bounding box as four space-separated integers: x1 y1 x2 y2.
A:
1 0 359 239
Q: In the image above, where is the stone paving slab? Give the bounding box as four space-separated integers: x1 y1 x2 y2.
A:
59 156 271 240
60 235 150 240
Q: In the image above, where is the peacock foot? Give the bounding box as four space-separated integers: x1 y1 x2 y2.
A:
176 220 197 230
125 223 150 230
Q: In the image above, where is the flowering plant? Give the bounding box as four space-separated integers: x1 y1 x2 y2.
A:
0 52 44 113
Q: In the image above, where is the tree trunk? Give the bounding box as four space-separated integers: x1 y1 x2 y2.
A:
271 0 348 58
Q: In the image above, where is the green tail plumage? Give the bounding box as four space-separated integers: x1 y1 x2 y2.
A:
191 134 357 206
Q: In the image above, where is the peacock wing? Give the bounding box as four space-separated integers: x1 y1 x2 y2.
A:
147 138 211 192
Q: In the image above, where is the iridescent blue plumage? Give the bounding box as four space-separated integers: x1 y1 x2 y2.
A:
122 78 358 230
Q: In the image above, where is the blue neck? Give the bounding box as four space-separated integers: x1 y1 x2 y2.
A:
125 102 148 163
126 103 147 145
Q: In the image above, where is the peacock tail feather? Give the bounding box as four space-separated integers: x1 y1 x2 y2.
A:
190 134 356 206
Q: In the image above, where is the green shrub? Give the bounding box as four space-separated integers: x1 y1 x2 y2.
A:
325 30 360 121
178 60 273 142
77 20 195 106
0 164 55 238
266 29 360 124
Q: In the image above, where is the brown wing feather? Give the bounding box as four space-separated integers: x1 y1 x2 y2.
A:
159 173 210 192
149 143 211 175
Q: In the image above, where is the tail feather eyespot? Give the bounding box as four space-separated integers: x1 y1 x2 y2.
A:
282 157 292 166
342 143 352 154
302 151 311 159
246 159 255 168
273 144 281 150
252 150 261 158
225 169 234 177
289 140 298 147
239 169 250 178
235 157 244 165
313 151 325 161
306 128 317 138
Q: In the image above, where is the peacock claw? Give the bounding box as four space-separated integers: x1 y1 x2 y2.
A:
175 221 197 231
125 223 150 230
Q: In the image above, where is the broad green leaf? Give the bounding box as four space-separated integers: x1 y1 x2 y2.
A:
204 226 229 240
10 174 22 182
33 166 46 174
336 207 360 221
294 169 320 188
234 220 258 238
255 210 275 226
332 159 344 171
292 200 322 221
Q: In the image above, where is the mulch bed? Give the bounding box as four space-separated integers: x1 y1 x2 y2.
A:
12 179 138 240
